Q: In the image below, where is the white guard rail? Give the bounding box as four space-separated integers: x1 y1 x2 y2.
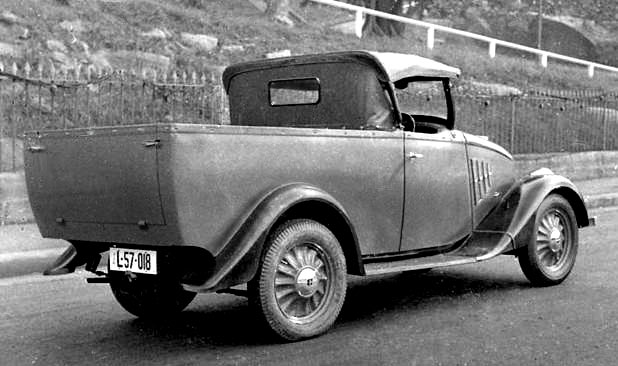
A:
308 0 618 78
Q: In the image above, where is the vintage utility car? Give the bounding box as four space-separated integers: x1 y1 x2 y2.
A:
24 51 593 341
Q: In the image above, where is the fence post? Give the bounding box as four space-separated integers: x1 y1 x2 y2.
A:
540 53 548 68
0 62 4 172
510 96 516 153
602 100 608 150
10 73 16 171
210 73 220 124
354 9 363 38
0 118 3 172
488 41 496 59
427 27 435 50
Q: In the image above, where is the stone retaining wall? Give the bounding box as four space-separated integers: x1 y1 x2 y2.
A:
515 151 618 181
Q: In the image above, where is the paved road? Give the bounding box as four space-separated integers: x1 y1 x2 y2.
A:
1 208 616 366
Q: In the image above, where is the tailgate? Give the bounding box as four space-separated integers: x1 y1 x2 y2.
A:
24 125 165 226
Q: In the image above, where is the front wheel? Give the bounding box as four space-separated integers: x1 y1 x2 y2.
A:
249 219 347 341
109 273 196 318
518 194 579 286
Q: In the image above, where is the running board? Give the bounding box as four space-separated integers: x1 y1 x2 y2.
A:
364 254 478 276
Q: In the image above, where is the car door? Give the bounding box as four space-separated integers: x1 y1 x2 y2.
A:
399 129 472 251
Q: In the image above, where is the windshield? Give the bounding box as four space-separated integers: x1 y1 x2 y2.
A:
395 80 448 120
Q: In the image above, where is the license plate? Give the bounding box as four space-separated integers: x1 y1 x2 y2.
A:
109 248 157 275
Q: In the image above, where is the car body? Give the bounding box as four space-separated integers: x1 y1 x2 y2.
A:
24 51 593 340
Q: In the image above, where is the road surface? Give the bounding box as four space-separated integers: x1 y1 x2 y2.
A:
1 208 616 366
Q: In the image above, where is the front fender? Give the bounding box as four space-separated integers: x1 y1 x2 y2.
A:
465 170 589 260
183 183 360 293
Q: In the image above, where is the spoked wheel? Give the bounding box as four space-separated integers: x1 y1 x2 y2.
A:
109 273 196 318
249 219 347 341
518 194 578 286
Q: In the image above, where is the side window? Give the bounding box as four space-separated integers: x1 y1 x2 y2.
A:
269 78 320 106
395 79 450 133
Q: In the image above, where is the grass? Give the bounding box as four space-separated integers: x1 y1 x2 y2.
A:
1 0 617 92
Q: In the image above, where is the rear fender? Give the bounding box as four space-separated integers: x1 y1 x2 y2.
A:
469 170 589 260
183 183 361 293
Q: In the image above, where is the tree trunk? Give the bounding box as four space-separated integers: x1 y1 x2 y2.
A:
266 0 290 16
362 0 407 37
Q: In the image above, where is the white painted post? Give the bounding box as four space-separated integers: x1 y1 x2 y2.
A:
588 64 595 78
355 10 363 38
489 41 496 58
540 53 548 68
427 27 435 50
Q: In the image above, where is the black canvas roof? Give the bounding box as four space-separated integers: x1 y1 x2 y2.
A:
222 50 460 92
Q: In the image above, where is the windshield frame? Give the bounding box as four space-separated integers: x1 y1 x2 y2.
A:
392 76 455 130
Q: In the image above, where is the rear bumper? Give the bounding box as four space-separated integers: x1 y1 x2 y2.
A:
44 242 216 287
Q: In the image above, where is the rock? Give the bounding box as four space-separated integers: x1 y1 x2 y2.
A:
74 40 90 57
466 81 522 96
140 28 170 39
274 14 294 27
46 39 68 53
0 42 24 58
463 7 491 35
59 20 85 33
0 11 21 26
93 50 170 72
222 45 245 52
50 51 76 70
247 0 267 12
548 15 613 44
331 21 356 35
19 28 30 40
180 33 218 52
423 18 454 28
533 18 599 61
265 49 291 59
88 50 113 71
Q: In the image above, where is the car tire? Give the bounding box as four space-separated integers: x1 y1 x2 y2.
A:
109 273 196 318
249 219 347 341
518 194 578 286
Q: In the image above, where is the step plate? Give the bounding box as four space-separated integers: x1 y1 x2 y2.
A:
364 254 477 276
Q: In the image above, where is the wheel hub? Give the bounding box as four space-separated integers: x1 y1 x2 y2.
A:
548 227 563 253
295 267 320 297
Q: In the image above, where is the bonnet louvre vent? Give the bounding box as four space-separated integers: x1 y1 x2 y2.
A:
470 159 493 204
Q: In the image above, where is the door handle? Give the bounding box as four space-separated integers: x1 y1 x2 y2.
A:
407 152 424 160
26 145 46 153
143 139 161 148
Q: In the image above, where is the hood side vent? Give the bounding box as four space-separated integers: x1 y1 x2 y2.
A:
470 159 493 205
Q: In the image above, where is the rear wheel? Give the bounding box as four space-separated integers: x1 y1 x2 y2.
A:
518 195 578 286
109 273 196 318
249 219 347 341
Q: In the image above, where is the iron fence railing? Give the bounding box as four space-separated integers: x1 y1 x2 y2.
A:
0 62 227 172
0 62 616 172
454 91 618 154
